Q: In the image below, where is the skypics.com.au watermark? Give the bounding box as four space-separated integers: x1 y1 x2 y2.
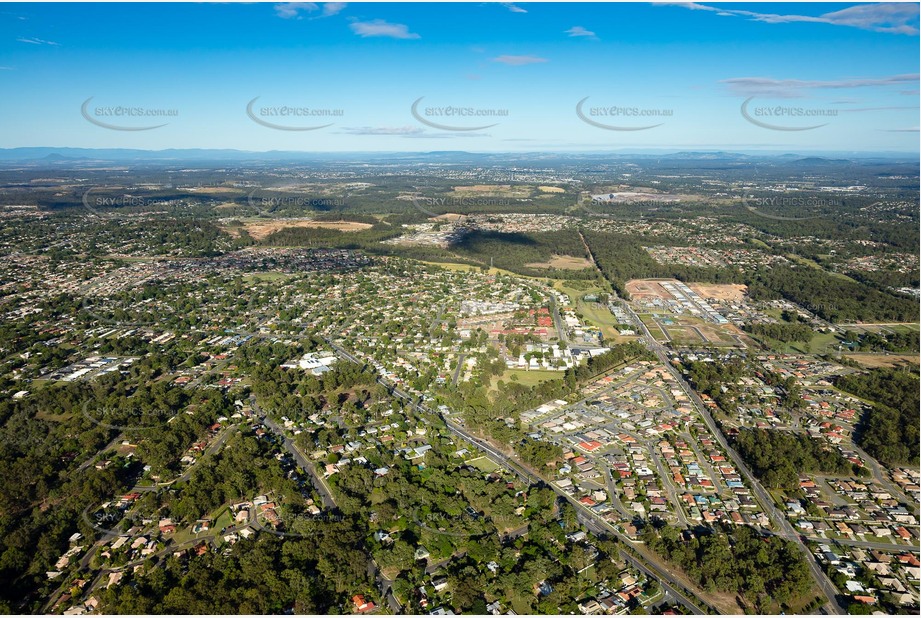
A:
82 502 158 537
81 403 174 432
741 195 838 221
741 97 837 131
246 97 343 131
409 194 513 217
411 97 507 131
576 97 672 131
247 190 346 216
413 509 487 539
81 97 178 131
81 186 175 219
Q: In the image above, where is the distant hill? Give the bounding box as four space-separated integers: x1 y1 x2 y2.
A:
0 147 914 165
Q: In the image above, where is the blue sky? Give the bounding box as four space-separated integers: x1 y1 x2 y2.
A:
0 1 918 152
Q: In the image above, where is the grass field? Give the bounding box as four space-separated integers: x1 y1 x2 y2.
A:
639 314 669 342
843 353 920 368
665 326 706 345
242 272 294 282
525 255 594 270
785 254 858 282
494 368 562 388
840 322 920 334
757 330 843 355
465 456 501 473
551 280 639 342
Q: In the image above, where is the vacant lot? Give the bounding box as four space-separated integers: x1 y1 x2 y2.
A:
665 326 706 345
451 184 530 197
843 353 919 368
689 283 748 301
625 279 674 301
237 219 373 240
466 456 501 473
432 213 466 222
525 255 594 270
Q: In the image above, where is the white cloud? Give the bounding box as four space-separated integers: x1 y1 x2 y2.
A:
322 3 347 17
492 54 548 66
340 126 425 136
16 37 59 46
349 19 420 39
274 3 318 19
337 126 487 138
660 2 919 35
722 74 920 98
565 26 598 39
502 3 528 14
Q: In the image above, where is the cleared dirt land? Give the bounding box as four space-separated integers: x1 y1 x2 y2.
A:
843 353 920 368
231 219 373 240
450 184 531 197
689 283 748 301
525 255 594 270
625 279 675 301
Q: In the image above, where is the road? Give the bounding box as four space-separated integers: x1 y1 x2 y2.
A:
321 337 712 616
451 353 466 385
604 467 633 519
77 435 123 471
618 296 847 615
548 292 569 346
644 438 691 528
846 440 913 509
575 513 707 615
253 397 337 510
252 389 404 612
48 484 255 613
807 536 920 552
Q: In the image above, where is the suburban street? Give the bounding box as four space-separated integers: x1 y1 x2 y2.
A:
320 336 713 616
619 295 847 615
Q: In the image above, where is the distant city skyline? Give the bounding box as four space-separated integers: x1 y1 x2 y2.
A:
1 1 918 152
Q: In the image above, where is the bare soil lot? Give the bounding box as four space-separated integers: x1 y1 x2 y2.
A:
451 185 531 197
689 283 748 301
625 279 675 301
233 219 373 240
525 255 594 270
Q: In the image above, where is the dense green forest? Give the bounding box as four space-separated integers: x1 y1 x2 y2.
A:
839 329 920 354
98 518 374 613
642 524 814 612
732 428 866 491
835 368 920 466
743 322 815 344
582 232 744 296
746 266 919 323
581 231 917 323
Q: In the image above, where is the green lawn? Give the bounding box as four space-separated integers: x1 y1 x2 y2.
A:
466 456 501 473
767 330 842 355
552 281 628 343
242 272 294 282
500 368 562 386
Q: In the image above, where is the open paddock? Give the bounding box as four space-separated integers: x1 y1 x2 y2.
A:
237 219 374 241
